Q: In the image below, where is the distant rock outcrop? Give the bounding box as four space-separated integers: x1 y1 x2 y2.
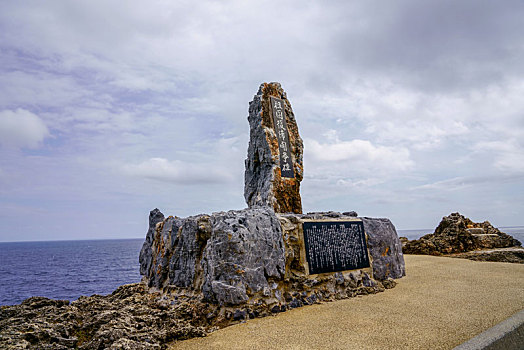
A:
244 82 304 214
403 212 522 257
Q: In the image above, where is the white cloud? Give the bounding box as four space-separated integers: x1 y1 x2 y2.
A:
123 157 234 185
472 140 524 173
0 109 50 149
1 1 524 240
306 135 414 173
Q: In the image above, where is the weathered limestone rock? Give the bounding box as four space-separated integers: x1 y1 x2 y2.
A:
361 217 406 280
403 212 522 256
244 82 304 213
0 284 208 350
201 209 286 305
139 208 405 323
139 208 165 282
139 208 285 305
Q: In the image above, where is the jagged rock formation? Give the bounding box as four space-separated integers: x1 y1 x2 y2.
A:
403 212 521 256
0 284 208 350
139 208 405 327
139 207 285 306
244 82 303 213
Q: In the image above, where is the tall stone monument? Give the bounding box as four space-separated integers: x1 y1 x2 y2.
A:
139 82 405 329
244 82 303 214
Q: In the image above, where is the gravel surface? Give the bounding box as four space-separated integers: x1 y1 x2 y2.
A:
170 255 524 350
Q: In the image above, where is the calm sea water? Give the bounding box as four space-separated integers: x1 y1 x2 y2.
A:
0 239 144 306
1 227 523 306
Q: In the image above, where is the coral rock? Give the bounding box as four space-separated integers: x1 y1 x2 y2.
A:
403 212 521 256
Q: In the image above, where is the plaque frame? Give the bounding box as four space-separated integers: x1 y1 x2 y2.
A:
298 219 373 277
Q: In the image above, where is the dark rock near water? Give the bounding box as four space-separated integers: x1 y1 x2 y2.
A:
244 82 304 214
403 212 522 259
139 208 165 279
451 247 524 264
0 283 207 349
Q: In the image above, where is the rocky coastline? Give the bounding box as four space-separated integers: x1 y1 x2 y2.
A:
0 266 395 350
0 283 207 349
0 83 410 349
401 212 523 263
1 208 404 350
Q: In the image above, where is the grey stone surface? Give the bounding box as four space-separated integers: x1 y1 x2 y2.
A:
244 82 303 214
140 207 285 305
138 208 164 277
362 217 406 280
201 209 285 305
244 86 274 209
139 208 404 317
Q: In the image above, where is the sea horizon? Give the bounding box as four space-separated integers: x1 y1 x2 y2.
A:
0 239 144 306
1 225 523 244
1 227 523 306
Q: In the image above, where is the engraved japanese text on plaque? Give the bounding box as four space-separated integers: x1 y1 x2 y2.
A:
302 221 370 274
270 96 294 178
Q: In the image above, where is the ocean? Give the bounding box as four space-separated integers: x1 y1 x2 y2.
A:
1 227 523 306
0 239 144 306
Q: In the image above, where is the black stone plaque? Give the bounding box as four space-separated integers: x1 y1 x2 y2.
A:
302 221 370 274
270 96 294 178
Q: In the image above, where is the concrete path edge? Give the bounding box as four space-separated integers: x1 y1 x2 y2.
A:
453 308 524 350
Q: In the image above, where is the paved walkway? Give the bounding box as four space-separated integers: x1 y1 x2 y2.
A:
170 255 524 350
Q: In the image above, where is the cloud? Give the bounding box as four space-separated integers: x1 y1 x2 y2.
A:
0 109 50 149
328 1 524 92
472 140 524 173
412 173 524 192
123 157 234 185
306 135 414 173
0 0 524 239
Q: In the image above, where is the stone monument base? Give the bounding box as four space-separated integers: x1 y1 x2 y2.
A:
139 208 405 327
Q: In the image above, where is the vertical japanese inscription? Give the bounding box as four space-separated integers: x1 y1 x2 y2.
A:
302 221 370 274
270 96 295 178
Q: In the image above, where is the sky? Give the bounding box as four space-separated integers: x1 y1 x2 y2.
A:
1 1 523 242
